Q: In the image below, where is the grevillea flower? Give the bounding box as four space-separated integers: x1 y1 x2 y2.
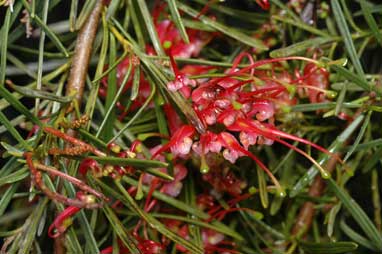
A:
166 52 197 98
48 192 95 238
148 19 211 58
137 239 163 254
255 0 270 10
202 168 247 196
296 62 330 103
192 131 222 156
79 158 102 177
48 206 81 238
158 54 337 196
142 163 188 198
152 125 195 159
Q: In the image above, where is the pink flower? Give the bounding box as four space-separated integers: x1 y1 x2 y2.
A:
137 239 163 254
249 99 275 121
297 63 330 103
166 52 197 98
161 164 188 197
218 132 245 163
48 206 81 238
154 19 210 58
192 131 222 155
152 125 195 159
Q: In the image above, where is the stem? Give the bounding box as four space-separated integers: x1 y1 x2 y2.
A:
34 162 107 201
291 108 364 237
291 155 337 236
66 0 104 112
43 126 106 157
24 152 102 209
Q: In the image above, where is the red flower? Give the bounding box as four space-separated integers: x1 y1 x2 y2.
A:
148 19 210 58
152 125 195 158
48 206 81 238
137 239 163 254
166 52 197 98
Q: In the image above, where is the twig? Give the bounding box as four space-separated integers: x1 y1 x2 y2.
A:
65 0 104 112
291 155 338 236
291 107 366 237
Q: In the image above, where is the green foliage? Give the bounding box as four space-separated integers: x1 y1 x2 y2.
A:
1 1 382 253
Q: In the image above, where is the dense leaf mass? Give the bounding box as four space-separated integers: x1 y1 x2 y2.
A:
0 0 382 253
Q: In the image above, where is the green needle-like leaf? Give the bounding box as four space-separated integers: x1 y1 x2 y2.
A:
136 0 165 55
299 241 358 254
115 180 204 254
290 114 365 197
270 37 334 58
0 7 11 86
0 168 29 187
331 0 365 78
360 0 382 47
0 111 31 150
177 1 268 50
328 178 382 250
9 83 72 103
0 86 42 126
166 0 189 43
87 156 168 169
102 205 140 254
344 111 371 162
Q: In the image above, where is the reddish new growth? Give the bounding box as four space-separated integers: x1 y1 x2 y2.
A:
24 151 105 209
48 192 96 238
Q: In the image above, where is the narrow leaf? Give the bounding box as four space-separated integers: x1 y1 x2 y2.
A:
0 86 42 126
9 83 72 103
340 219 378 250
290 114 364 197
270 37 333 58
21 0 69 57
177 1 268 50
0 168 29 187
327 178 382 249
122 176 208 219
75 0 96 30
0 111 31 150
166 0 189 43
102 205 140 253
331 64 381 95
299 241 358 254
115 180 204 254
0 183 20 216
136 0 165 55
344 111 371 162
0 7 11 86
360 0 382 47
87 156 168 169
331 0 365 77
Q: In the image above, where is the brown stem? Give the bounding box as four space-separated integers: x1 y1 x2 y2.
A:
43 126 106 156
291 107 366 237
66 0 104 110
35 163 108 201
25 152 102 209
54 235 65 254
291 155 338 236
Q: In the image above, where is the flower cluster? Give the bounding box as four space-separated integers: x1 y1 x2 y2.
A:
158 51 335 196
88 4 337 253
